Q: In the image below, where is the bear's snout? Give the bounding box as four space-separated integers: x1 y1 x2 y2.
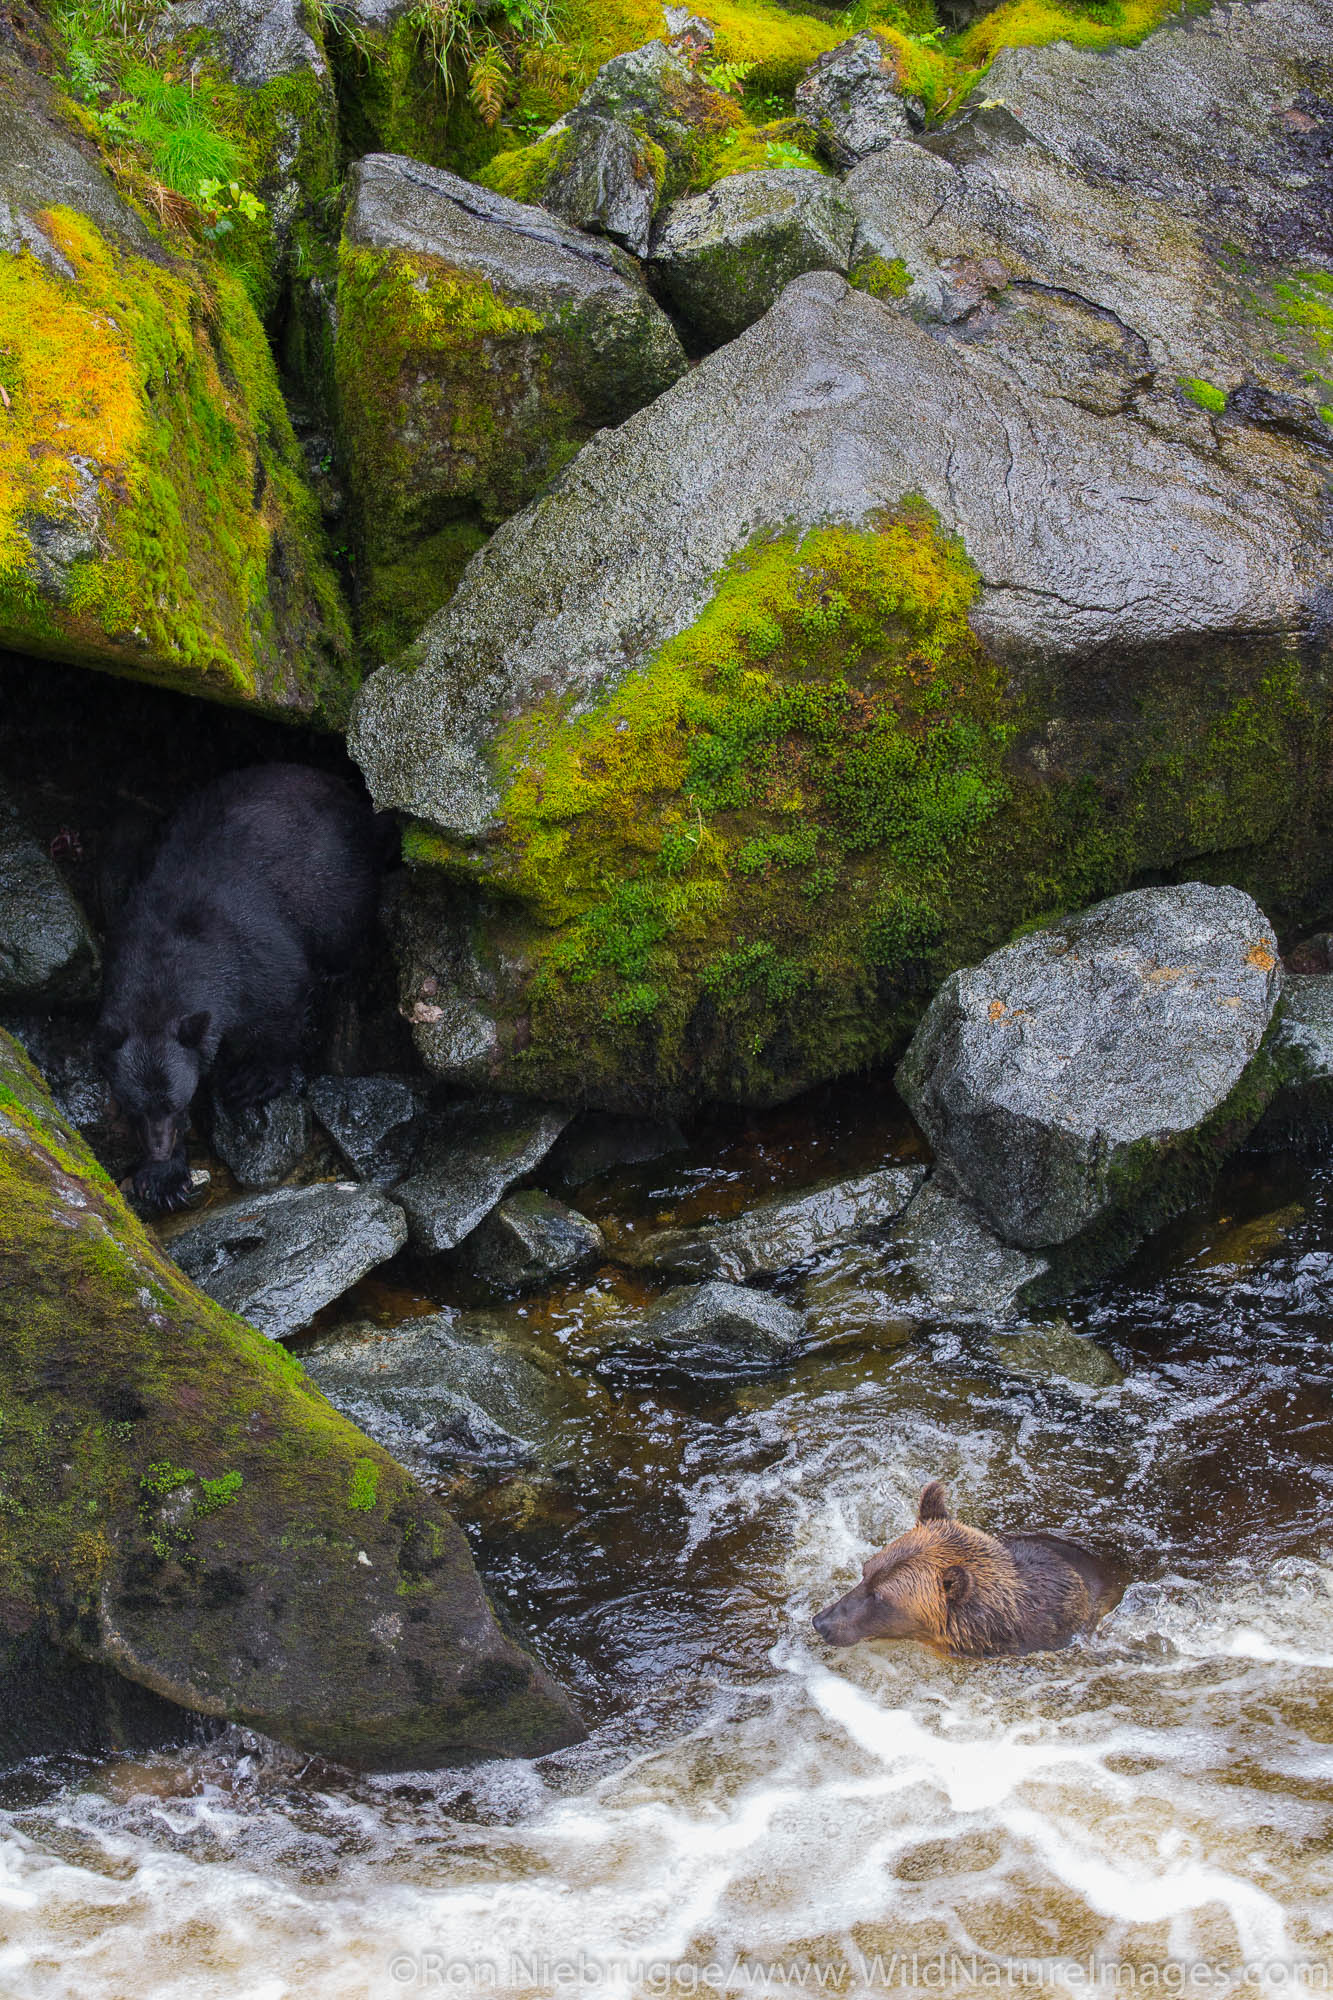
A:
141 1114 179 1162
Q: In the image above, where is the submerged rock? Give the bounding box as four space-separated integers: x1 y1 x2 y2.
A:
210 1091 312 1190
0 51 352 719
351 0 1333 1114
627 1280 806 1379
986 1320 1124 1389
0 795 99 1004
465 1190 605 1291
301 1311 579 1473
650 168 857 346
630 1164 926 1282
334 153 686 660
169 1182 408 1337
309 1072 429 1185
898 885 1283 1277
393 1097 571 1254
0 1026 582 1767
793 32 922 169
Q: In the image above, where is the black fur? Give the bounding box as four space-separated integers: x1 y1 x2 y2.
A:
95 765 384 1210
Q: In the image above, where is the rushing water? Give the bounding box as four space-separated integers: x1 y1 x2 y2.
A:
2 1085 1332 2000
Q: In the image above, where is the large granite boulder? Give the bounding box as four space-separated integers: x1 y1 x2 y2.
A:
0 55 353 718
334 153 686 662
898 885 1284 1278
0 792 99 1004
0 1026 580 1767
793 32 923 169
349 0 1333 1115
650 168 857 347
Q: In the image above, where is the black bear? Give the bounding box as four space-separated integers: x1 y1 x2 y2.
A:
812 1482 1124 1657
95 765 384 1210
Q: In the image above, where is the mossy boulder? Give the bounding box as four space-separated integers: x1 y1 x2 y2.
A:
0 73 353 720
335 152 687 663
348 2 1333 1116
793 31 924 169
0 1026 582 1767
649 167 855 347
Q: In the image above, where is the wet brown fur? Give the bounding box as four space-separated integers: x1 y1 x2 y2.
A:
812 1482 1124 1658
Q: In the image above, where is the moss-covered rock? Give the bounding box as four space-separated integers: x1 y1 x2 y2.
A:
335 153 686 663
0 71 353 720
0 1026 582 1767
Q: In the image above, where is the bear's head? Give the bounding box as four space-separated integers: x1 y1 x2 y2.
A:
811 1482 1020 1651
94 1010 210 1161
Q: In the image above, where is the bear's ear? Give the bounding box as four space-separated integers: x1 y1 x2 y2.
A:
940 1564 974 1605
917 1481 952 1523
92 1020 127 1056
175 1011 211 1050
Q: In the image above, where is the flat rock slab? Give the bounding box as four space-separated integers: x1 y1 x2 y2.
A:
464 1189 605 1291
628 1279 805 1379
210 1091 312 1189
650 168 857 347
393 1098 571 1254
898 883 1283 1257
309 1073 429 1185
301 1310 577 1472
800 1177 1048 1332
631 1163 926 1281
794 32 920 169
0 796 99 1004
169 1183 408 1338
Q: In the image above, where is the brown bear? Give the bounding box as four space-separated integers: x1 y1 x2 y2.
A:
811 1482 1124 1657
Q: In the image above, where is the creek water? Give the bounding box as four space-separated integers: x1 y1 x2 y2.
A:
2 1078 1332 1999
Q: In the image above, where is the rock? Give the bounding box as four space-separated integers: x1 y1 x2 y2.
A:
650 168 857 346
350 0 1333 1114
898 885 1284 1276
986 1320 1124 1389
334 152 686 660
0 52 352 719
393 1097 571 1255
465 1190 605 1291
1251 977 1333 1147
0 1025 581 1767
301 1310 579 1472
161 0 323 87
0 1635 204 1766
546 1111 688 1187
801 1178 1049 1330
210 1092 313 1189
0 1011 116 1143
0 795 99 1004
309 1073 429 1185
630 1164 926 1281
532 113 665 260
628 1280 806 1378
169 1182 408 1338
793 33 921 170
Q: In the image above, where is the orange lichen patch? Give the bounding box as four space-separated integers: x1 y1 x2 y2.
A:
1246 942 1278 971
1144 965 1187 984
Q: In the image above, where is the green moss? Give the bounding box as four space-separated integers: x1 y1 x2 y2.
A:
0 206 353 721
1180 375 1227 413
476 125 573 203
849 253 914 301
348 1459 380 1512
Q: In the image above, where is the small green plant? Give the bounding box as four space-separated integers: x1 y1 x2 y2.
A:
1179 376 1228 413
198 177 267 236
702 58 757 96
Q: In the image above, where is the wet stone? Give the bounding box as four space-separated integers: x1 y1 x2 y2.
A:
0 795 99 1004
309 1072 429 1186
793 32 922 170
169 1182 408 1339
630 1164 926 1283
210 1091 312 1189
464 1190 605 1292
986 1320 1124 1389
1250 976 1333 1148
394 1097 571 1255
628 1280 806 1379
300 1311 578 1472
539 113 661 258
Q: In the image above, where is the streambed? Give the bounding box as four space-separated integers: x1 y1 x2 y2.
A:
2 1089 1331 1999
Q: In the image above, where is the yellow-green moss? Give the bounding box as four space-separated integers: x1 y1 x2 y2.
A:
0 206 353 719
954 0 1174 66
849 253 914 300
1180 375 1227 412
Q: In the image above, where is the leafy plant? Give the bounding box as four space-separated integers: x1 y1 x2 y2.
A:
702 57 756 96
